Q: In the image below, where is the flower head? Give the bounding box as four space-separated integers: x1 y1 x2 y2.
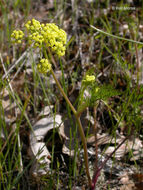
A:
83 75 95 83
41 23 67 56
11 30 24 44
25 19 67 56
11 19 67 56
95 87 100 93
37 58 51 74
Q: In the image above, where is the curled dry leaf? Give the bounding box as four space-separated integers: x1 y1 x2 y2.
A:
29 114 63 177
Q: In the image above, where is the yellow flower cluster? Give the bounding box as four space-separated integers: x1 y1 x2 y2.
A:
25 19 41 32
37 59 51 74
41 23 66 56
25 19 67 56
11 30 24 44
83 75 95 83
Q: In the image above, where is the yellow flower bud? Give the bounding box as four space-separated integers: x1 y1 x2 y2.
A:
83 75 95 83
95 87 100 93
11 30 24 44
37 59 51 74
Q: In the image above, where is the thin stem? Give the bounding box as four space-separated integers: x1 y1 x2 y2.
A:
90 25 143 45
93 106 98 171
50 68 76 115
75 116 92 187
91 135 130 189
129 27 140 91
43 47 92 187
50 68 92 187
135 43 140 91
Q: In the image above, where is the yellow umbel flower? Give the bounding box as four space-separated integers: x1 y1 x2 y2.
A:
41 23 67 56
37 59 51 74
83 75 95 83
11 19 67 56
25 19 67 56
11 30 24 44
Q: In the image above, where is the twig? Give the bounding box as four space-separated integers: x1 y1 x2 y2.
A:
2 47 30 80
10 60 26 83
91 135 130 190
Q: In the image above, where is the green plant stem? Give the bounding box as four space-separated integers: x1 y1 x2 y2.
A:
50 68 76 115
90 25 143 45
75 116 92 187
50 68 92 187
93 106 98 172
135 43 140 91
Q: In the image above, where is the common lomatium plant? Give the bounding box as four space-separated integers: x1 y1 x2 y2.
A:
11 19 118 190
11 18 93 188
